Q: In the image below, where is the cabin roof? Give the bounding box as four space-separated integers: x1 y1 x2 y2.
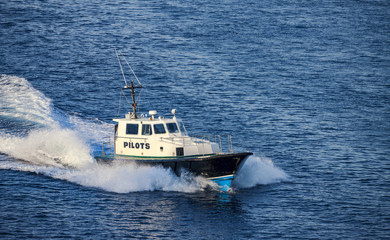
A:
113 116 180 123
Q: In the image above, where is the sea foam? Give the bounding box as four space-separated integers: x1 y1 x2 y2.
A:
233 156 289 189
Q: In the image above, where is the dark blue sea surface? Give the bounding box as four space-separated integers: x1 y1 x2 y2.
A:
1 0 390 239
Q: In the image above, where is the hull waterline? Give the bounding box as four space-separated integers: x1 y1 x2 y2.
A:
95 152 252 191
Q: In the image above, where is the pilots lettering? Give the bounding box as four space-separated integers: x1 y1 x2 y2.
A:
124 142 150 149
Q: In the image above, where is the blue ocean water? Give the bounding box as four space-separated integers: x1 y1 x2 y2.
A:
1 0 390 239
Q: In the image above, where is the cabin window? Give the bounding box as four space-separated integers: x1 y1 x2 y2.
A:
126 124 139 135
166 123 179 133
178 121 187 135
142 124 152 135
153 124 166 134
176 147 184 156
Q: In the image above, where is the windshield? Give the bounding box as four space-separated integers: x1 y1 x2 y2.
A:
177 121 187 136
142 124 152 135
153 124 166 134
166 123 179 133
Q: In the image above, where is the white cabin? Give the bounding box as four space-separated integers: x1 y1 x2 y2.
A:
113 110 220 158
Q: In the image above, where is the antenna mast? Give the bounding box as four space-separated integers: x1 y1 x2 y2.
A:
115 48 143 118
124 80 142 118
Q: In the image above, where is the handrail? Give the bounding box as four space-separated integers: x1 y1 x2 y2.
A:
101 136 113 156
100 134 234 156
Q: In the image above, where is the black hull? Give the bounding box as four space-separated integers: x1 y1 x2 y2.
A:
95 152 253 179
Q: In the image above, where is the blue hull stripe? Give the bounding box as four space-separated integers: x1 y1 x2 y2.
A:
209 175 234 192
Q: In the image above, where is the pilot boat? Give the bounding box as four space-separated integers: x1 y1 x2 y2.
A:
95 50 253 191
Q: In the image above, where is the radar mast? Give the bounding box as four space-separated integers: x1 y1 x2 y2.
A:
115 48 143 119
123 80 142 119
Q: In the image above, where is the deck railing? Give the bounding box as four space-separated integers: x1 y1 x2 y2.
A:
101 136 113 157
100 134 233 156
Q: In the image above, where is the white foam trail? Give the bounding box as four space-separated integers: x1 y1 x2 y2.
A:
0 74 59 127
0 159 213 193
56 162 213 193
0 74 113 143
66 114 113 145
0 128 95 169
233 155 289 189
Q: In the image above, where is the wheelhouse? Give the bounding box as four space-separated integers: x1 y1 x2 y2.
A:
112 111 218 158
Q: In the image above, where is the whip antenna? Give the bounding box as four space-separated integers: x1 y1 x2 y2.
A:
114 47 128 86
114 48 143 119
120 51 142 87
